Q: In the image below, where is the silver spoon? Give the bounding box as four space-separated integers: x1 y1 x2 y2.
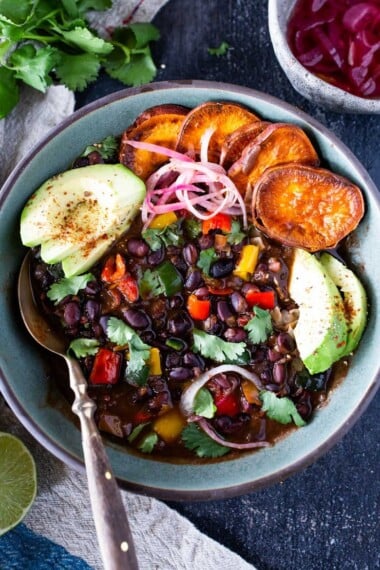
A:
18 252 139 570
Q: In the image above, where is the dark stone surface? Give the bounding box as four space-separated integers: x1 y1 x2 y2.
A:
78 2 380 568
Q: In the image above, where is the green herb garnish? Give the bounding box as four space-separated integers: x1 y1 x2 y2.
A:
192 329 247 364
138 432 158 453
181 423 229 458
193 388 217 419
260 391 306 427
82 135 119 161
244 306 273 344
197 248 218 275
68 338 100 358
47 273 95 304
208 41 231 57
227 220 246 245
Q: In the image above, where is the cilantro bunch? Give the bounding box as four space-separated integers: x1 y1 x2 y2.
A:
0 0 160 118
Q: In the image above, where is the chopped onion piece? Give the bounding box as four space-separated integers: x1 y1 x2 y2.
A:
180 364 263 418
198 418 270 450
125 140 194 162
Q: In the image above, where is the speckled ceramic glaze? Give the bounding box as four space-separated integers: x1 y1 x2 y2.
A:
268 0 380 114
0 81 379 500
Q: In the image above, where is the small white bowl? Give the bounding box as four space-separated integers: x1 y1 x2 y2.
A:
268 0 380 114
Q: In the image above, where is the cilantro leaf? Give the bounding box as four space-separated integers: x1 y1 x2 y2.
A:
82 135 119 160
184 218 201 239
139 268 164 299
68 338 100 358
0 66 19 118
128 22 160 49
128 422 150 443
60 26 113 55
55 51 100 91
181 423 229 458
192 329 247 364
194 388 217 419
106 317 151 386
138 432 158 453
197 248 218 275
227 220 245 245
77 0 112 13
244 306 273 344
208 41 231 57
142 222 183 252
9 44 58 91
260 391 306 427
47 273 95 304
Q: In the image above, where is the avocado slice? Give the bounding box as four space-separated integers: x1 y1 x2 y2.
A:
320 253 367 356
20 164 146 277
288 248 347 374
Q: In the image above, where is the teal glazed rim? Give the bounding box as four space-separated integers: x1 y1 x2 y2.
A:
0 80 379 501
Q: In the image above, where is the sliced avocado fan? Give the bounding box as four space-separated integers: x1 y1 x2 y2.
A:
320 253 367 356
20 164 146 277
288 248 348 374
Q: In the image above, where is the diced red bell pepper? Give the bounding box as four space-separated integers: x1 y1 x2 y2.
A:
101 254 126 283
245 290 276 310
187 294 211 320
202 213 232 235
117 275 139 303
89 348 122 385
214 391 241 417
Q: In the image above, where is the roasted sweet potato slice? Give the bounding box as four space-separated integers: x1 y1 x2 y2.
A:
220 121 271 169
119 112 188 180
228 123 319 200
129 104 190 127
176 101 260 163
252 163 365 252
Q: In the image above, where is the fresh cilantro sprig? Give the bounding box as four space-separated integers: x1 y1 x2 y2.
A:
260 391 306 427
68 338 100 358
82 135 119 161
193 388 216 419
192 329 247 364
0 1 160 118
139 268 164 298
197 248 218 275
181 423 229 458
208 41 231 57
47 273 95 304
227 220 245 245
142 221 184 252
107 316 151 386
138 432 158 453
244 306 273 344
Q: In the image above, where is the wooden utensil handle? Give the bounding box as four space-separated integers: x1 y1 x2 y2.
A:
67 356 139 570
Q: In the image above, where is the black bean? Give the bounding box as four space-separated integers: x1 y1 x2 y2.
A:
140 330 156 344
72 156 90 168
127 238 149 257
267 348 282 362
213 413 250 434
84 281 100 295
209 258 235 278
198 234 214 250
169 294 184 309
183 352 205 369
273 362 287 384
168 311 193 335
150 298 167 319
147 247 165 265
230 291 248 313
169 367 194 381
193 286 209 299
165 353 182 368
123 308 150 329
99 315 110 334
85 300 100 321
277 332 296 353
216 300 235 324
183 243 198 266
87 150 104 164
203 315 224 335
223 327 247 342
185 269 203 291
241 283 260 296
63 302 81 326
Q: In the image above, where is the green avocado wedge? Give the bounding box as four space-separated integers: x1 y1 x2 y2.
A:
20 164 146 277
320 253 367 356
288 249 348 374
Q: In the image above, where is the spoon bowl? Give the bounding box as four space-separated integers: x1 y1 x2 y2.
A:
18 252 139 570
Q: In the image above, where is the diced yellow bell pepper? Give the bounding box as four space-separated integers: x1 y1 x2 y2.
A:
149 212 178 230
241 379 261 406
153 407 187 443
148 348 162 376
233 244 260 281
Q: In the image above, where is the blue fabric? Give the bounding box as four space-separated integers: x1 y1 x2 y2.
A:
0 524 93 569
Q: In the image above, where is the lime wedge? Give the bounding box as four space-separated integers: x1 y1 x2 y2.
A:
0 432 37 536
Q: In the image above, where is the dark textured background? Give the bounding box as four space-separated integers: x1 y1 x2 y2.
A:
79 2 380 569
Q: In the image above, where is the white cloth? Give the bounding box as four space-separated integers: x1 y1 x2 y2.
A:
0 2 255 569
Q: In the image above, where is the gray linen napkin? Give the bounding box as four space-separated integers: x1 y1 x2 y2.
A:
0 2 255 568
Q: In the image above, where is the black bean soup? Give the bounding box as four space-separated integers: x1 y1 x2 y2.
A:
29 135 347 463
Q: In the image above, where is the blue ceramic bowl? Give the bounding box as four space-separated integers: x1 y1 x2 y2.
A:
0 81 379 500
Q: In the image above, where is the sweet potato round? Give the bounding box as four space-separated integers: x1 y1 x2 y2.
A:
220 121 271 169
176 101 259 162
229 123 319 200
119 112 187 180
252 163 365 251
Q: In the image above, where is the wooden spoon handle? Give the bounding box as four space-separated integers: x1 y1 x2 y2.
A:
67 356 139 570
